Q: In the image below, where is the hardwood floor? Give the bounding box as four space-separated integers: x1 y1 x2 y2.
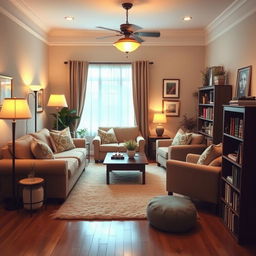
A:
0 204 255 256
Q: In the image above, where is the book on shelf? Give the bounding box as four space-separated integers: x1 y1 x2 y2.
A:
229 99 256 106
224 183 240 212
228 117 243 138
227 153 238 162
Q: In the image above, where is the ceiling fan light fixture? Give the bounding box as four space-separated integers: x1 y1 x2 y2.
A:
113 37 140 53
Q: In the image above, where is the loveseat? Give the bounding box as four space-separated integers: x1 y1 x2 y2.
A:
0 128 87 200
92 126 145 162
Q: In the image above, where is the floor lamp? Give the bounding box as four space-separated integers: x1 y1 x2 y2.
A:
47 94 68 130
0 98 32 210
29 85 42 132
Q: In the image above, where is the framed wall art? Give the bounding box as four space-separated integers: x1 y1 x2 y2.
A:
162 100 180 117
0 75 13 107
235 65 252 99
163 79 180 98
37 89 44 112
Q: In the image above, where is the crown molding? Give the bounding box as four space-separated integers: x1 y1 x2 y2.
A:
0 6 47 44
206 0 256 44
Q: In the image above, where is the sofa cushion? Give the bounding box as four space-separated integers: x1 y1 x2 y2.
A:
172 129 192 146
50 127 74 152
50 128 76 153
8 135 34 159
157 147 168 159
99 143 119 152
54 148 86 165
190 133 204 145
98 128 118 144
30 128 53 150
55 158 79 178
197 143 222 165
209 156 222 166
31 138 55 159
113 127 139 142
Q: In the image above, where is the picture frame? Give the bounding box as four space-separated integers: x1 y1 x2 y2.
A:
0 75 13 107
235 66 252 99
162 100 180 117
37 89 44 112
163 79 180 98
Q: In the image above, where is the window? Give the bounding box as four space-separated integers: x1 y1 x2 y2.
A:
78 63 135 136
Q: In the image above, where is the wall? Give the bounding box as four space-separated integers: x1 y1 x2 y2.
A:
0 12 48 147
48 45 205 137
206 12 256 97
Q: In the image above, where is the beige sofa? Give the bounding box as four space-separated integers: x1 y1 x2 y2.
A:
92 126 145 162
0 128 87 200
156 133 207 168
166 154 221 204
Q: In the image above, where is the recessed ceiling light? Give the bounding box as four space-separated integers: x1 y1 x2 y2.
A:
183 16 192 21
65 16 74 21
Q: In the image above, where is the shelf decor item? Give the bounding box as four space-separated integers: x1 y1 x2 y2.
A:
163 79 180 98
0 98 32 210
235 66 252 99
153 113 167 136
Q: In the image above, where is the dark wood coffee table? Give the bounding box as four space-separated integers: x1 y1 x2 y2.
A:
103 152 148 184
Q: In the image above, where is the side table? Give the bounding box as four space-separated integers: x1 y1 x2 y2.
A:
18 177 46 214
148 135 170 160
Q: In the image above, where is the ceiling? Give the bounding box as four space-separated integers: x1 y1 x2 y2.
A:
12 0 235 33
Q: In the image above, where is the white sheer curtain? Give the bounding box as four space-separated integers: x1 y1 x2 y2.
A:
78 63 135 136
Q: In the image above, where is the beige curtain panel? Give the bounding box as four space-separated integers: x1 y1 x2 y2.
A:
69 60 88 131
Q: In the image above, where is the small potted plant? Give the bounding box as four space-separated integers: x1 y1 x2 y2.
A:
76 128 87 138
124 140 137 159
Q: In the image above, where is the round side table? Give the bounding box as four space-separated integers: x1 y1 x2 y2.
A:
19 177 45 213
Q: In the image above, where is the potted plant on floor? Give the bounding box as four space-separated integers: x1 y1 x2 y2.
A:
124 140 137 159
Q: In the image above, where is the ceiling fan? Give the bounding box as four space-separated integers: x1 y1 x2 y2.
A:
96 2 160 53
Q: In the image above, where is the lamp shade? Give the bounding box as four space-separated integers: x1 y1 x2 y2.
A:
113 37 140 53
47 94 68 108
153 113 167 124
29 85 42 92
0 98 32 119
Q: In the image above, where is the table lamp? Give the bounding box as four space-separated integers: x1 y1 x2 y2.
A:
0 98 32 210
47 94 68 130
29 85 42 132
153 113 167 136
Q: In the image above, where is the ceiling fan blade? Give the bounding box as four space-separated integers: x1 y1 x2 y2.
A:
129 24 142 31
96 26 121 34
96 34 122 40
131 34 144 43
134 31 160 37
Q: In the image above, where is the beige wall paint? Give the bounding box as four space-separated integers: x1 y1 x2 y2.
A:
206 12 256 97
0 13 48 147
48 45 204 137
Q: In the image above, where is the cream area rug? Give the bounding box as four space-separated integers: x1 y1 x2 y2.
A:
53 163 167 220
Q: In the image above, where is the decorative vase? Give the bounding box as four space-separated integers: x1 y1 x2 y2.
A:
127 150 136 159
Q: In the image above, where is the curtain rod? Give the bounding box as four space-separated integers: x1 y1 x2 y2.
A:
64 61 153 64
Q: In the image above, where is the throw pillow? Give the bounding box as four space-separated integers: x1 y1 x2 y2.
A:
98 128 118 144
172 128 192 146
209 156 222 166
50 131 76 153
30 138 55 159
197 143 222 165
50 127 74 153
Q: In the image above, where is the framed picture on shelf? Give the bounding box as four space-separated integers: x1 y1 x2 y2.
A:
163 79 180 98
0 75 13 107
37 89 44 112
162 100 180 117
236 66 252 99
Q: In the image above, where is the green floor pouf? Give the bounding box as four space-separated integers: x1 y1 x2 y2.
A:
147 195 197 233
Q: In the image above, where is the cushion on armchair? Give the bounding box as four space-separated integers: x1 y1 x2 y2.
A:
172 129 193 146
197 143 222 165
98 128 118 144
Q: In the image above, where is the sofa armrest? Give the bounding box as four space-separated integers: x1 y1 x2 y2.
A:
186 153 200 163
0 159 68 176
166 159 221 203
136 135 145 152
92 135 101 160
168 144 207 162
156 139 173 148
73 138 86 148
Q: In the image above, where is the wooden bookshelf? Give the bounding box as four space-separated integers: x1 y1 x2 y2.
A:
197 85 232 144
220 105 256 244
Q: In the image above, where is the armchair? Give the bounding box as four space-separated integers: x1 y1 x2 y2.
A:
156 133 207 168
166 154 221 204
93 126 145 162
